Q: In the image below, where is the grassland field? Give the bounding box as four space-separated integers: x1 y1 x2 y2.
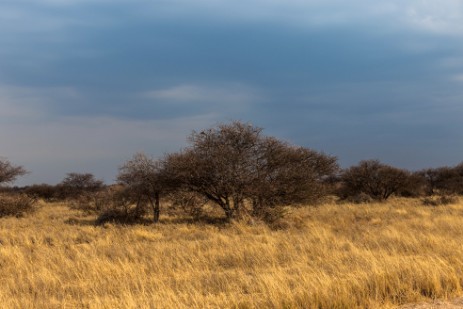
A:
1 198 463 308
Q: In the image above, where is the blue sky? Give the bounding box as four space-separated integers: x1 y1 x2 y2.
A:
1 0 463 185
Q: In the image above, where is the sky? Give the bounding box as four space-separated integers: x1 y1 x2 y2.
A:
1 0 463 185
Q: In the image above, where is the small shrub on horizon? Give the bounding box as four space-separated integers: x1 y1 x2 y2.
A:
339 159 410 202
422 195 458 206
0 193 37 218
57 172 104 200
22 184 57 201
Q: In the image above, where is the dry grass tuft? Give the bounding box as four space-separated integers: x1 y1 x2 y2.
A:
1 198 463 308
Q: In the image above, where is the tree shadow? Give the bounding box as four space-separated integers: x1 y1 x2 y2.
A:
159 215 229 226
64 212 228 227
64 217 98 226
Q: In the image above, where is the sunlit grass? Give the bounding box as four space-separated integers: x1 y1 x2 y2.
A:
1 198 463 308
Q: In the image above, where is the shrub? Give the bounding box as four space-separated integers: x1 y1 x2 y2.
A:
68 191 112 214
422 195 458 206
257 206 288 226
95 209 142 225
416 164 463 196
58 173 104 200
339 160 410 201
0 194 36 218
117 153 163 223
23 184 57 201
168 191 208 219
341 193 374 204
94 187 149 225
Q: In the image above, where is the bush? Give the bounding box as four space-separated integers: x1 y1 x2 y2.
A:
340 193 374 204
339 160 410 201
23 184 57 201
416 164 463 196
58 173 104 200
422 195 458 206
95 208 143 225
68 192 108 214
67 186 129 214
117 153 163 223
257 206 288 226
94 187 149 225
168 191 208 219
0 194 36 218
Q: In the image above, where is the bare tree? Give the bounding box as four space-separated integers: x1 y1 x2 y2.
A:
414 168 445 196
422 163 463 195
250 137 338 215
0 158 33 217
167 121 275 219
0 158 27 185
23 184 57 201
163 121 339 221
59 172 104 198
340 160 410 201
117 152 163 222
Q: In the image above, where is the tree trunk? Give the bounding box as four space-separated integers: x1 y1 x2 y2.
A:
223 198 234 221
233 196 242 219
133 196 142 217
149 192 160 223
252 196 264 217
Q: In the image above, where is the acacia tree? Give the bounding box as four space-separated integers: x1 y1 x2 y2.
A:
409 164 463 197
0 158 27 185
250 137 338 214
0 158 32 217
340 160 410 201
438 163 463 195
414 168 443 196
117 152 164 222
163 121 338 220
58 172 104 198
163 122 261 219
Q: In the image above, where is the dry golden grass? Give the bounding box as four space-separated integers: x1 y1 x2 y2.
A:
1 198 463 308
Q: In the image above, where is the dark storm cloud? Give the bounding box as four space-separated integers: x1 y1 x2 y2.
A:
1 0 463 184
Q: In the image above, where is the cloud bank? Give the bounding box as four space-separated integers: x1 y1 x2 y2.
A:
1 0 463 185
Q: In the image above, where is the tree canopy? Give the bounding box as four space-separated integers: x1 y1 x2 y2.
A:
340 160 410 201
0 158 27 185
163 121 338 220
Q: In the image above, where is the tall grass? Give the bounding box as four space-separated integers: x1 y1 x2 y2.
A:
0 198 463 308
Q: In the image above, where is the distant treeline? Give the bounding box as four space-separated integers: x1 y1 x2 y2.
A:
1 121 462 222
